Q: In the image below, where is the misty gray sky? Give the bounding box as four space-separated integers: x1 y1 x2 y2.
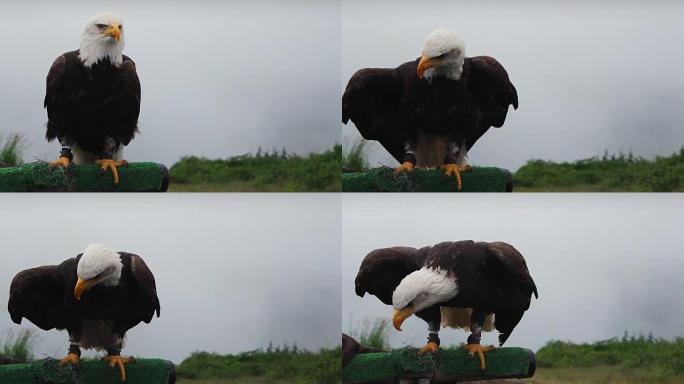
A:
0 0 340 166
342 194 684 352
0 194 341 363
342 1 684 170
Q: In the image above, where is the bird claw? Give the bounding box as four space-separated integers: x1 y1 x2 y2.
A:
394 161 415 175
441 164 470 191
418 341 440 354
49 157 72 169
96 159 128 185
103 355 135 382
464 343 495 371
58 353 80 367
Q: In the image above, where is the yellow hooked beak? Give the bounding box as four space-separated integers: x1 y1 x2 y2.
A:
74 278 96 300
416 55 435 79
393 306 415 331
105 24 121 42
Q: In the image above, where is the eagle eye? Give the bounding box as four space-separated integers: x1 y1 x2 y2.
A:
96 23 107 30
119 25 123 30
433 52 448 60
405 301 414 308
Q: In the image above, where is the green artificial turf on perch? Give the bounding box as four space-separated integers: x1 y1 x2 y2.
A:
342 346 535 383
342 167 513 192
0 162 169 192
0 358 176 384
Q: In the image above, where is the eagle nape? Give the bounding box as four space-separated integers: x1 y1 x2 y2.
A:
97 158 129 185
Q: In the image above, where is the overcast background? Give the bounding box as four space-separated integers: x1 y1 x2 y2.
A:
0 194 341 363
0 0 340 166
342 194 684 351
342 1 684 170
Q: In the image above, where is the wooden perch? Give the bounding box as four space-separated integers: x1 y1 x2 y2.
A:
0 162 169 192
342 347 535 383
342 167 513 192
0 358 175 384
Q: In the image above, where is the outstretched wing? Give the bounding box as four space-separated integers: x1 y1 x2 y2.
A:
8 263 73 331
118 56 141 145
485 242 537 345
355 246 426 305
465 56 518 149
128 253 160 323
342 68 406 162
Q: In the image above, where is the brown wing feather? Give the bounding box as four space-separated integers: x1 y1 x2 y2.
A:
119 57 142 145
44 54 66 109
7 263 74 331
485 242 537 345
465 56 518 149
342 67 406 162
355 246 426 305
130 254 160 322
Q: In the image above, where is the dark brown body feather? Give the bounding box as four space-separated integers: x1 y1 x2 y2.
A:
7 252 159 348
355 241 536 345
44 50 141 154
342 57 518 163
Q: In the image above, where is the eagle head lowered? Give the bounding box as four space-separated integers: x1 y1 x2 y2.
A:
354 241 537 371
8 244 160 382
342 28 518 190
45 11 141 185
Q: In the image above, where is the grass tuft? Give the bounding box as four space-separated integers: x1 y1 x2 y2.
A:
1 329 38 362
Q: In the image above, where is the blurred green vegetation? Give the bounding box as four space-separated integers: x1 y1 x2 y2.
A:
347 317 389 350
0 133 26 167
515 149 684 192
1 329 38 362
342 139 369 172
177 345 340 384
169 145 341 192
536 334 684 378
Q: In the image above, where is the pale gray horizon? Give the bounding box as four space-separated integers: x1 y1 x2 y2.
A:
342 1 684 171
342 194 684 352
0 194 341 364
0 0 341 166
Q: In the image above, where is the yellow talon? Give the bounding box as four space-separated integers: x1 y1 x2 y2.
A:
441 163 470 191
419 341 440 354
49 157 72 169
58 352 79 366
464 343 495 371
96 159 128 185
103 355 135 382
394 161 415 175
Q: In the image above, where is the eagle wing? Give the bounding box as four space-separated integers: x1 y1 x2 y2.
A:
119 56 142 145
484 242 537 345
7 262 75 331
342 68 406 162
128 253 161 324
465 56 518 149
44 54 66 110
355 246 426 305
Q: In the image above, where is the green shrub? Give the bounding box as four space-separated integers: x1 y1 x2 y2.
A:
177 346 341 384
170 145 341 192
515 148 684 191
536 334 684 376
0 133 26 166
1 329 38 362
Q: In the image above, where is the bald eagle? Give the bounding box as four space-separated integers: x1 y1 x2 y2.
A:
7 244 160 382
45 12 141 185
342 29 518 190
354 241 537 370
